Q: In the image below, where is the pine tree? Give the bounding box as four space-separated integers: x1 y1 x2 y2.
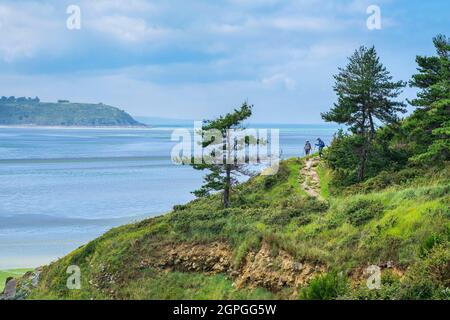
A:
191 102 257 208
408 34 450 162
322 46 406 181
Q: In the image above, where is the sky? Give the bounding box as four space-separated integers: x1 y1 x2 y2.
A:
0 0 448 123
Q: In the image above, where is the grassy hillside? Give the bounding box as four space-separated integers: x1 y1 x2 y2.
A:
21 157 449 300
0 98 144 127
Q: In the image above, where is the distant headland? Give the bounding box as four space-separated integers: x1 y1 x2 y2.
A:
0 96 147 127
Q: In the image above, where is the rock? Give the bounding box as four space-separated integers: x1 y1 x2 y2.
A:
293 262 303 271
230 271 240 277
31 270 41 287
0 278 17 300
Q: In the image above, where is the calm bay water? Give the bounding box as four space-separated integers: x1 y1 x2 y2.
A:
0 124 337 268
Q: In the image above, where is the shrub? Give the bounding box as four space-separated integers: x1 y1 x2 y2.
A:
342 167 423 195
263 162 290 189
419 233 447 258
281 195 329 212
173 204 188 211
398 244 450 299
343 198 384 226
345 269 403 300
262 209 294 226
299 272 348 300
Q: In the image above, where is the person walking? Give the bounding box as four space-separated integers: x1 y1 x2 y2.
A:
304 140 312 158
316 138 325 158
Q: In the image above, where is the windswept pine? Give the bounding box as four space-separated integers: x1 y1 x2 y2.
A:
190 102 257 208
321 46 406 181
406 34 450 163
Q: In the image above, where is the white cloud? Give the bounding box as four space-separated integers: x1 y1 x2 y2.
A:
209 13 351 36
89 15 171 43
262 73 296 90
0 3 59 61
268 16 336 32
82 0 157 14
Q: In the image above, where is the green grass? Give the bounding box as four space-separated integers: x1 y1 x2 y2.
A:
0 269 33 292
316 162 331 199
121 271 275 300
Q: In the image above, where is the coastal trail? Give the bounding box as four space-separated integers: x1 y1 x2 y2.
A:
300 157 322 199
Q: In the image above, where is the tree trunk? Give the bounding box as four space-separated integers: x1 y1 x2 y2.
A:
358 107 368 182
358 147 367 181
223 164 231 208
368 113 375 138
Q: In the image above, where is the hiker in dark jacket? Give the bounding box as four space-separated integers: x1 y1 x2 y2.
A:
316 138 325 158
304 141 312 157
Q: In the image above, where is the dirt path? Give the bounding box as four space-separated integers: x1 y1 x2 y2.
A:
300 157 322 199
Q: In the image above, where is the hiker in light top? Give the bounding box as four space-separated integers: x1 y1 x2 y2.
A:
304 141 312 157
316 138 325 158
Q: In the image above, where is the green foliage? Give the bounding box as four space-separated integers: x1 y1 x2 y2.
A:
325 128 409 189
121 271 275 300
345 167 421 193
322 46 406 135
419 232 449 258
190 102 256 208
398 244 450 299
404 34 450 163
233 235 262 268
299 272 349 300
342 198 384 226
324 130 359 187
316 162 331 199
324 35 449 191
322 45 406 181
263 161 290 189
345 269 403 300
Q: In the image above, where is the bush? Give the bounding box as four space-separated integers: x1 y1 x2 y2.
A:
281 195 329 212
398 244 450 299
263 162 290 189
343 198 384 226
299 272 348 300
419 233 447 258
262 209 295 226
345 269 402 300
354 167 420 193
173 204 188 211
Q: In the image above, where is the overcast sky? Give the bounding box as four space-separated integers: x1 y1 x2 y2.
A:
0 0 448 123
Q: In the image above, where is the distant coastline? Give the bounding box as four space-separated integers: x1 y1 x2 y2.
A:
0 125 151 130
0 96 147 127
